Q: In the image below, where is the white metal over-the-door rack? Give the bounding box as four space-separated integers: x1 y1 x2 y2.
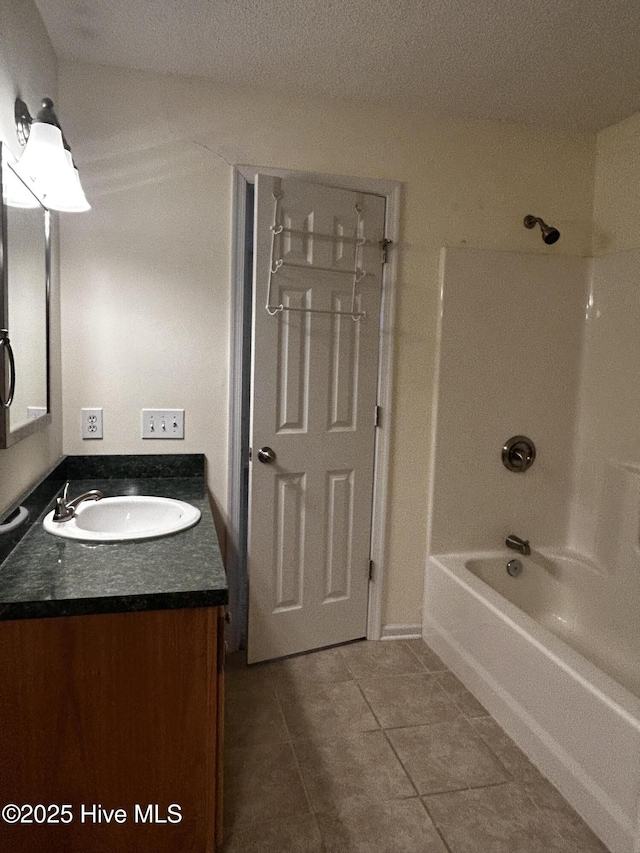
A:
265 189 376 321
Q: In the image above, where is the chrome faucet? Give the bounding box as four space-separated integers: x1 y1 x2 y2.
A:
53 481 103 522
505 534 530 556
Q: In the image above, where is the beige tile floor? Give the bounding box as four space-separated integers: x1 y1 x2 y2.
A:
222 639 610 853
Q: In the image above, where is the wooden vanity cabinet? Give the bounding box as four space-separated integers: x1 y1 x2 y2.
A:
0 606 225 853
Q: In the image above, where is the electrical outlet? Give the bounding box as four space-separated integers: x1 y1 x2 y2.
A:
82 408 103 439
141 409 185 440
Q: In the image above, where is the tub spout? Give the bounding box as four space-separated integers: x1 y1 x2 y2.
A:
506 534 530 556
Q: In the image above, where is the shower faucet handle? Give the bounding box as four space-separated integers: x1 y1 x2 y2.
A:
502 436 536 473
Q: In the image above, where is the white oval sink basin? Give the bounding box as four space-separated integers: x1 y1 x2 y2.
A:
43 496 201 542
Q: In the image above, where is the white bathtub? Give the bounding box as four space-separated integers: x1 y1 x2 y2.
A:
423 550 640 853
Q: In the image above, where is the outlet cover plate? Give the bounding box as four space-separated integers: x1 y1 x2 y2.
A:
82 408 103 440
141 409 185 440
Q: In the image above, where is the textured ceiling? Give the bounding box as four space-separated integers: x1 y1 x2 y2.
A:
35 0 640 132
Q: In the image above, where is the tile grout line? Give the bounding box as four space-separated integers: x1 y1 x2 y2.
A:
350 656 449 832
374 699 511 800
430 674 486 723
354 667 424 804
403 638 435 670
352 644 528 853
338 638 431 680
227 653 351 845
225 667 294 751
354 679 384 731
510 775 609 851
464 720 525 788
410 654 605 849
403 638 452 675
419 796 456 853
336 643 361 680
232 645 552 851
464 717 574 804
271 674 327 849
386 653 460 853
381 727 421 798
228 645 544 853
270 674 295 743
286 739 326 851
433 670 492 720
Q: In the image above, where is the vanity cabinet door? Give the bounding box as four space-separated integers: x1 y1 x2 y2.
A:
0 606 223 853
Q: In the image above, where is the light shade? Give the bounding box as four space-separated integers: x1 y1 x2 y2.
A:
3 161 41 209
14 99 90 213
40 148 91 213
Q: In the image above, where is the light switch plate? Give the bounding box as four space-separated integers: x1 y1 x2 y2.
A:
141 409 185 439
82 408 103 439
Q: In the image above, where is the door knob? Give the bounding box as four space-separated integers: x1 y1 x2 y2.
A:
257 446 277 464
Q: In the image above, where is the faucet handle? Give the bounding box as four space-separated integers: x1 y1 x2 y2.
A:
502 436 536 473
53 482 73 521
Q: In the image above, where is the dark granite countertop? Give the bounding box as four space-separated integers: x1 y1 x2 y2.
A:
0 456 228 621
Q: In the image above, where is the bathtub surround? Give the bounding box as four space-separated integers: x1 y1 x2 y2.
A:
429 248 586 556
569 249 640 584
425 246 640 852
427 242 640 581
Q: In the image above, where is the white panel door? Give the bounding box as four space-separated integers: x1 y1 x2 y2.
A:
247 175 385 663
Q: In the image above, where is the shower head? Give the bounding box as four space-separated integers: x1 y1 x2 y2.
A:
524 215 560 245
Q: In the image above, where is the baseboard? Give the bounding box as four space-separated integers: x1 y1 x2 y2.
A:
380 623 422 641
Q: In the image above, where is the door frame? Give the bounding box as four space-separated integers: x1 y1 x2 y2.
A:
227 165 400 653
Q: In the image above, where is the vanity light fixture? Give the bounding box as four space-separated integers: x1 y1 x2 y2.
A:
3 158 41 209
13 97 90 213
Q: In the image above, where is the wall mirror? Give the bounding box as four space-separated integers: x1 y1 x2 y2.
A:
0 141 51 448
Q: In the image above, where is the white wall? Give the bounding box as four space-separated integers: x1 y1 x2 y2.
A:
431 248 587 555
592 110 640 256
58 145 229 492
0 0 61 515
58 59 596 628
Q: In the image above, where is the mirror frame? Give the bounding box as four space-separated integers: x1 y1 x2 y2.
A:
0 141 52 449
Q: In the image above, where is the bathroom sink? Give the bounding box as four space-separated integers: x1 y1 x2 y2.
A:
43 495 201 543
